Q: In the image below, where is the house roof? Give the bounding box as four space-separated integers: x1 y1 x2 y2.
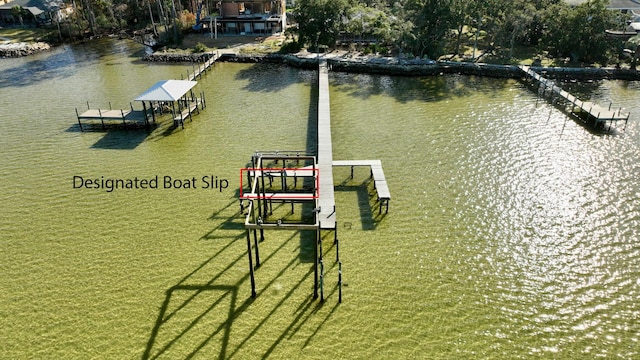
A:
0 0 64 11
24 6 43 15
135 80 198 102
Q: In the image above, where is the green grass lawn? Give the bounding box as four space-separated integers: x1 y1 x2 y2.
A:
0 27 53 42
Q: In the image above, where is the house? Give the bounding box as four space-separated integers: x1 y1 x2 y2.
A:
203 0 287 35
0 0 65 26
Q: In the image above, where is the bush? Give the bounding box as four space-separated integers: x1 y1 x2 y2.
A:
279 41 303 54
193 42 207 53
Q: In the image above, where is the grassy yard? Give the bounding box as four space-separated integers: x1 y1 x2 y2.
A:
0 27 53 43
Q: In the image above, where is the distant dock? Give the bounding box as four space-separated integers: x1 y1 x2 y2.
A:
75 54 217 131
520 65 630 130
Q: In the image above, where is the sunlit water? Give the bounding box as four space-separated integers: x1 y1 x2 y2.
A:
0 39 638 359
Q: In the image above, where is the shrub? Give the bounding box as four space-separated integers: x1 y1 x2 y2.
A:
193 42 207 53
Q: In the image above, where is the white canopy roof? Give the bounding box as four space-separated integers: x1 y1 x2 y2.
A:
135 80 197 102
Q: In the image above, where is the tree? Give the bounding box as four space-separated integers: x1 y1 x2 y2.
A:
542 0 622 64
293 0 350 50
11 6 26 28
403 0 457 59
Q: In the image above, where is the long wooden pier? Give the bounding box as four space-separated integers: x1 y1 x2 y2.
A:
317 60 337 230
240 61 391 302
520 65 630 129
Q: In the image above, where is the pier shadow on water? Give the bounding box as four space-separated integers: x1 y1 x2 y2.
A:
142 200 333 359
235 63 315 93
330 73 511 103
334 180 380 231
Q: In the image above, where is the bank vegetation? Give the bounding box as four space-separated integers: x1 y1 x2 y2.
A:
9 0 640 67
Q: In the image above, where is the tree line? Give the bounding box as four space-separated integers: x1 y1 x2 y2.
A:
49 0 637 65
291 0 637 65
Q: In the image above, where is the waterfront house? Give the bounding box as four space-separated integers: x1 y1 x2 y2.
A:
0 0 65 26
202 0 287 36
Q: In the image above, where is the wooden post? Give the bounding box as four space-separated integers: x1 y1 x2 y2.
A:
338 262 342 303
246 230 256 298
261 170 268 218
98 109 105 129
253 228 260 268
314 224 319 299
335 227 339 262
75 108 83 131
624 113 629 131
320 259 324 302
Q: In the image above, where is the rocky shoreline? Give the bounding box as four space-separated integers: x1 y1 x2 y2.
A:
0 42 50 58
143 51 640 81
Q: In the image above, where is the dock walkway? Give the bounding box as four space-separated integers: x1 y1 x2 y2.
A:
520 65 630 128
187 54 217 81
317 60 336 230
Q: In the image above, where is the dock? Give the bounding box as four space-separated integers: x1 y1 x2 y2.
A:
75 102 154 130
186 54 217 81
76 54 217 131
317 60 336 230
520 65 630 130
332 159 391 214
240 61 391 302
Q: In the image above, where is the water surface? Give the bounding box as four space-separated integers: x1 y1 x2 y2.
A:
0 39 638 359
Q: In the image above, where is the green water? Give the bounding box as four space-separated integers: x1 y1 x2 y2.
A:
1 39 639 359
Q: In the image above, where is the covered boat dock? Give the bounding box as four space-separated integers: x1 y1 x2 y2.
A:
76 79 206 130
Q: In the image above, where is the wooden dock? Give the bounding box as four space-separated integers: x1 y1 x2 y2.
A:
172 97 206 128
75 102 153 130
317 60 337 230
520 65 630 129
239 61 392 302
333 159 391 214
187 54 217 81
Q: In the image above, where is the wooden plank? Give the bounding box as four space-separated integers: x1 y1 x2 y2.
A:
78 109 132 119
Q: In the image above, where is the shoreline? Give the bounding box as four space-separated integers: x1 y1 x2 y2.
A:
143 51 640 81
0 41 50 57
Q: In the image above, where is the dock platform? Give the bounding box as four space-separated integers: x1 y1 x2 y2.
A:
333 159 391 214
520 65 630 129
75 103 153 130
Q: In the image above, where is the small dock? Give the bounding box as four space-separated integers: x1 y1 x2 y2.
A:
520 65 630 130
333 159 390 214
187 54 217 81
76 53 217 131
